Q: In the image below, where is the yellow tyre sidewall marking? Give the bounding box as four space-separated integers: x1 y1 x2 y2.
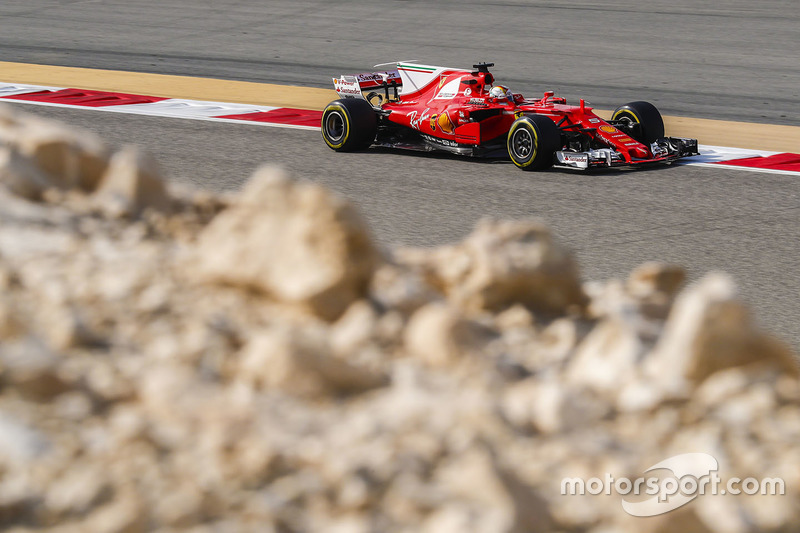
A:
612 108 641 125
322 105 350 150
508 120 538 168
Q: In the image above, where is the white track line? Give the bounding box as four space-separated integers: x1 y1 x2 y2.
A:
689 144 779 163
0 83 64 96
685 161 800 177
681 144 800 176
104 99 279 118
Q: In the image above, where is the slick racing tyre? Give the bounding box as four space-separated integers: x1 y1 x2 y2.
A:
321 99 377 152
611 101 664 145
507 115 561 171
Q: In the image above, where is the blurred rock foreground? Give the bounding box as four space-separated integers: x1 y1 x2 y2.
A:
0 104 798 533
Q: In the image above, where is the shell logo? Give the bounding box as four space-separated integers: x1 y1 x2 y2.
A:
599 125 618 134
437 112 455 134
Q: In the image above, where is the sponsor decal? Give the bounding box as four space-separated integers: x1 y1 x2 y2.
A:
408 108 432 130
355 71 400 83
618 136 634 143
350 71 401 90
589 118 601 123
599 125 619 134
422 133 459 147
557 151 590 167
464 88 472 97
334 78 362 97
439 76 448 88
514 110 524 119
437 112 455 134
467 98 487 106
434 77 463 100
430 114 438 131
563 153 589 163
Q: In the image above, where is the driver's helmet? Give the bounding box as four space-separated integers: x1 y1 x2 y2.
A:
489 85 511 101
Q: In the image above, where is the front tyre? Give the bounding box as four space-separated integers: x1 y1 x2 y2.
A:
321 99 377 152
611 101 664 145
507 115 561 171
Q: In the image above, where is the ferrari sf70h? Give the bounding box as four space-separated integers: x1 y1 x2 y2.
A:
321 61 698 171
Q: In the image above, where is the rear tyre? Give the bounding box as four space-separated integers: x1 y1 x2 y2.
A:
507 115 561 171
611 101 664 145
321 99 377 152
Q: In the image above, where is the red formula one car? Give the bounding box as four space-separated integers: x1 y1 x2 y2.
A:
321 62 697 170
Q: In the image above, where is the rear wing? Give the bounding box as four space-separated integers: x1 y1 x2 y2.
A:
332 70 402 101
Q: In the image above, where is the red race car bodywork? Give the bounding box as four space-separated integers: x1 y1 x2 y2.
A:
322 62 698 171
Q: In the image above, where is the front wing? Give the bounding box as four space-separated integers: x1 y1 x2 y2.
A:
554 137 699 170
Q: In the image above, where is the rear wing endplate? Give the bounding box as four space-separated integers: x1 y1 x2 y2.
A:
333 70 402 100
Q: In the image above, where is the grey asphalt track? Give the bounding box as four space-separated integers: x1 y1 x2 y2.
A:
1 1 798 347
